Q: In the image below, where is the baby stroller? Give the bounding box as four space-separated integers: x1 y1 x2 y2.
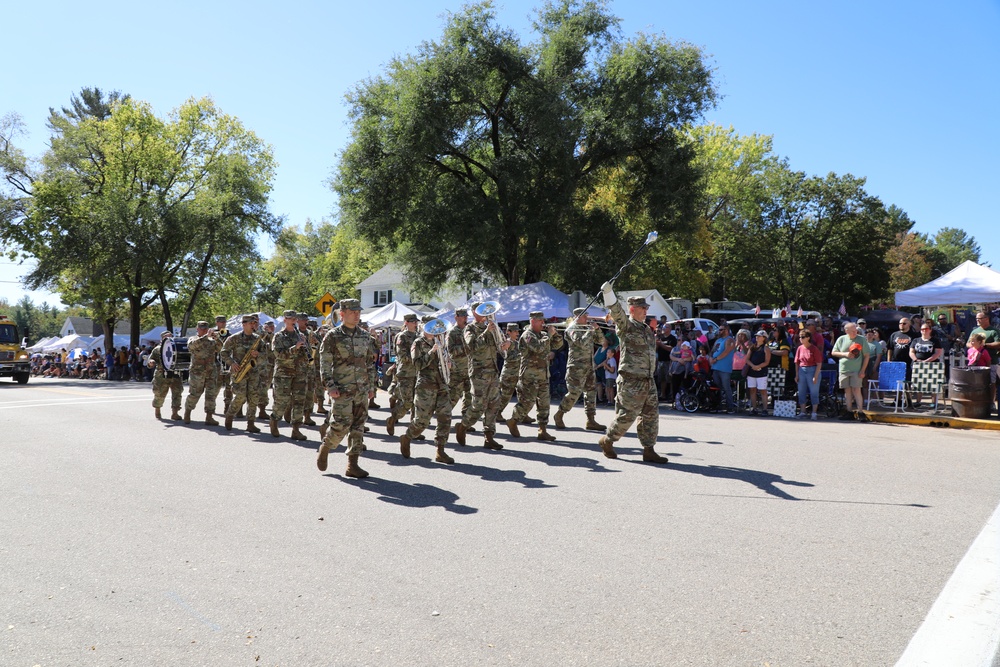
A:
677 372 723 413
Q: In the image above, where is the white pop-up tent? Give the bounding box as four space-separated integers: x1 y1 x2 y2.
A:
434 282 606 324
366 301 421 329
615 290 680 321
40 334 95 354
895 260 1000 306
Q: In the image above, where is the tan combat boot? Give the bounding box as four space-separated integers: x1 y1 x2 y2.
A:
269 418 280 438
183 408 192 424
290 424 307 441
303 411 316 426
171 408 182 421
537 426 556 442
258 405 268 419
505 418 520 438
246 418 261 434
585 415 605 431
385 414 397 436
455 422 467 446
642 447 668 464
154 408 162 420
225 415 234 431
283 407 291 423
345 454 369 478
435 442 454 464
316 442 330 472
598 435 618 459
399 433 411 459
483 433 503 450
319 422 328 440
553 410 566 429
205 413 219 426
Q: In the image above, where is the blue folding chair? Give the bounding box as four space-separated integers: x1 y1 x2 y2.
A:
866 361 907 412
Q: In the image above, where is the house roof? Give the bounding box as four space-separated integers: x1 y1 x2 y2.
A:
356 263 406 290
64 316 95 335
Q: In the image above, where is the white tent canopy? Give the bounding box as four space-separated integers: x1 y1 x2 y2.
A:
225 312 279 333
895 260 1000 306
140 326 169 346
87 334 132 353
615 290 680 321
365 301 421 329
40 334 94 354
434 282 606 324
26 336 59 353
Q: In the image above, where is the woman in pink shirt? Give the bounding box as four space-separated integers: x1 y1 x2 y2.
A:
794 330 824 420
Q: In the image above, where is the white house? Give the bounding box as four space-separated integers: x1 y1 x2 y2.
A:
59 317 130 337
355 262 481 311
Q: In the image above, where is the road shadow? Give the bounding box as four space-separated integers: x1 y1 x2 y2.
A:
666 462 815 500
363 448 556 489
490 444 619 474
326 474 477 514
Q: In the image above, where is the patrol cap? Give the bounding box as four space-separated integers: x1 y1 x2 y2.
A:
573 307 586 317
196 320 210 328
215 315 227 322
403 313 418 323
161 331 172 339
264 320 274 328
282 309 297 318
241 315 254 323
420 315 435 323
469 301 482 311
455 308 469 318
529 311 544 320
339 299 362 311
296 312 310 320
626 296 649 308
250 313 260 320
506 322 520 331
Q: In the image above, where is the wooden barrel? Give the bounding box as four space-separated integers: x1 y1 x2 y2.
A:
950 367 993 419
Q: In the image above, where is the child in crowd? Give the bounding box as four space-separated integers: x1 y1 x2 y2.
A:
694 344 711 376
967 333 991 367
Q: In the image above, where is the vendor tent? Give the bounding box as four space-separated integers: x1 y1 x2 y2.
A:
26 336 58 352
615 290 680 321
366 301 421 329
225 312 278 333
896 260 1000 306
437 282 606 324
87 334 132 353
140 326 169 346
40 334 94 354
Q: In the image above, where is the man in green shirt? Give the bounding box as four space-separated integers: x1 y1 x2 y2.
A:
831 321 869 420
969 311 1000 415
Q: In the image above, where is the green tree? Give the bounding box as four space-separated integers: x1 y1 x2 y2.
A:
334 0 716 294
932 227 983 271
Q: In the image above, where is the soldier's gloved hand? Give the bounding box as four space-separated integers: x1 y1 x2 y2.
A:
601 281 616 307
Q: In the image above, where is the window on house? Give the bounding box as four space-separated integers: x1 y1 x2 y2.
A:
375 290 392 306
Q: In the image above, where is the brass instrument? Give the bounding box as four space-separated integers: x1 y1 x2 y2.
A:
474 300 503 353
232 333 264 383
423 318 452 385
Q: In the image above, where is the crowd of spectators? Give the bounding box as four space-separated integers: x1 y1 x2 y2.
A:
30 345 155 382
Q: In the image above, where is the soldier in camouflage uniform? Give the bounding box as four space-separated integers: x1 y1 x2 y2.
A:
597 285 668 463
316 299 377 479
508 311 563 441
446 308 472 423
183 321 223 425
256 319 276 420
295 313 320 426
554 307 605 432
455 303 508 449
222 315 263 434
148 330 183 420
214 315 233 414
398 320 456 464
496 323 521 421
270 310 311 441
385 313 419 436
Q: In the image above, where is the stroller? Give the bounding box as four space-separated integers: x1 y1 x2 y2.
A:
677 372 724 413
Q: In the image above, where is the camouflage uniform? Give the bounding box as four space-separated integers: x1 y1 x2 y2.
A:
597 290 667 463
214 320 233 413
256 328 275 416
497 324 521 420
271 326 310 426
150 337 183 414
460 319 504 436
222 329 263 419
184 327 222 417
405 335 452 444
556 316 600 425
388 326 419 422
511 320 563 428
319 322 377 457
446 318 472 419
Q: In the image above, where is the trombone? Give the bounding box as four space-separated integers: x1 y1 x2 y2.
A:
474 300 504 353
423 318 452 385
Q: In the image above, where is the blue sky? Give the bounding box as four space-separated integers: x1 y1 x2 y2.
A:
3 0 998 307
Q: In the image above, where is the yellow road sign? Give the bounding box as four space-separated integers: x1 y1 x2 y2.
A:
315 292 337 316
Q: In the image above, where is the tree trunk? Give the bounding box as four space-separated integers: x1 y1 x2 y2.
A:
159 289 173 334
180 240 216 334
128 295 142 351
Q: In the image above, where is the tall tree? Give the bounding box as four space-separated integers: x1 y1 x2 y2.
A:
932 227 983 270
334 0 716 294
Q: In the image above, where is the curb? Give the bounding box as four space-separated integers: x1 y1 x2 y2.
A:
863 410 1000 431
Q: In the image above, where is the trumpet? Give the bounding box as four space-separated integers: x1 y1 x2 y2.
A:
551 318 615 331
423 318 452 384
474 300 503 353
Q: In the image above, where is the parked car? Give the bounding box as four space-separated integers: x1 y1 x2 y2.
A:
668 318 721 342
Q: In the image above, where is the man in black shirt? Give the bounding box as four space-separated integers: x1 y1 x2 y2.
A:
656 322 677 401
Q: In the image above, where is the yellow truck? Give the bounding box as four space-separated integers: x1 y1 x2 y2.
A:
0 314 31 384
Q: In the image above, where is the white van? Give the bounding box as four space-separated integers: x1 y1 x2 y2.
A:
667 318 721 342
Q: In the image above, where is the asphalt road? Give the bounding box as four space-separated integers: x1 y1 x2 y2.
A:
2 378 999 666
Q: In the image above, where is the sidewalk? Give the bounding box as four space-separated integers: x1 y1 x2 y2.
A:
863 406 1000 431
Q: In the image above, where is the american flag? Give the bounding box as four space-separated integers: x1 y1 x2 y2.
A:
797 305 804 318
838 300 847 317
754 302 760 316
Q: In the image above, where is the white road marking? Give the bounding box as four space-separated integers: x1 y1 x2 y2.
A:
0 397 151 409
896 500 1000 666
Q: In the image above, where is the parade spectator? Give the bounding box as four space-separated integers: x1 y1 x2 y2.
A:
769 326 793 398
602 347 617 404
910 324 943 365
710 324 736 413
669 340 695 409
832 322 869 420
966 333 990 368
934 314 960 351
795 330 823 420
969 311 1000 415
105 348 115 380
656 322 677 401
694 344 711 376
889 317 915 381
745 331 771 415
594 335 609 404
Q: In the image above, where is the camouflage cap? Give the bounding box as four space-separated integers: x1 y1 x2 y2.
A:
573 307 586 316
627 296 649 308
506 322 520 331
529 311 544 320
161 330 172 339
241 315 254 323
420 315 435 323
215 315 227 322
250 313 260 321
196 320 210 328
403 313 418 323
296 312 310 320
469 301 482 311
339 299 362 311
282 309 297 318
455 308 469 318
